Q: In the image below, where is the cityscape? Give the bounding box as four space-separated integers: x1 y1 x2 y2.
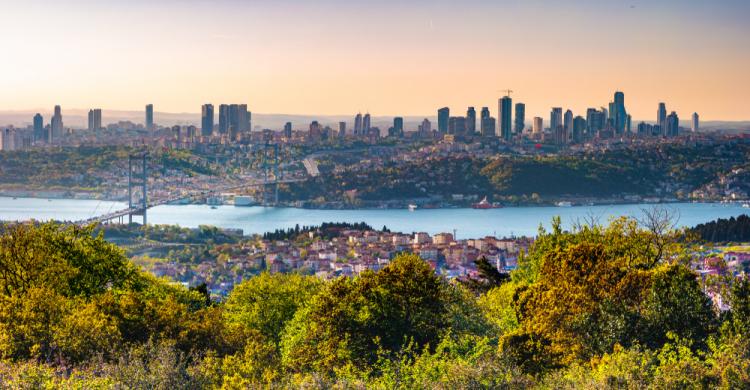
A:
0 0 749 388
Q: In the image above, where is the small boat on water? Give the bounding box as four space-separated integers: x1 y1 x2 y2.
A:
742 203 750 209
556 201 573 207
472 196 502 209
408 204 418 211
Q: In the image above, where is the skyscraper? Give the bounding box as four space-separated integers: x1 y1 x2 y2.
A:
284 122 293 138
550 107 562 135
33 113 44 142
691 113 699 133
218 104 229 134
201 104 214 136
354 113 363 135
480 107 494 137
514 103 525 134
466 107 476 134
564 109 573 142
338 121 346 138
88 109 102 131
418 118 432 136
437 107 450 134
392 117 404 137
573 116 586 144
666 111 679 137
498 96 512 141
145 104 154 131
612 91 627 134
363 113 371 135
50 105 63 142
657 103 667 136
533 117 543 135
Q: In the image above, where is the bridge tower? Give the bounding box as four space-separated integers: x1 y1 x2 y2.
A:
260 142 281 206
128 152 148 225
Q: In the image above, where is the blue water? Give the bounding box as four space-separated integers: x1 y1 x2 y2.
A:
0 196 746 238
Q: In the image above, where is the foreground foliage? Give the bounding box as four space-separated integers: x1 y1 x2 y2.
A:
0 220 748 388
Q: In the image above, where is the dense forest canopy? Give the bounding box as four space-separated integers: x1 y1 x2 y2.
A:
0 219 748 388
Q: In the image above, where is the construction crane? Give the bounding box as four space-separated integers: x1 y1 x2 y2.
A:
499 89 514 97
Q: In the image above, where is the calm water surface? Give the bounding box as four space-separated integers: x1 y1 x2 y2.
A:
1 196 746 238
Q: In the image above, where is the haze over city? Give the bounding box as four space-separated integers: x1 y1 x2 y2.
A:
2 0 749 121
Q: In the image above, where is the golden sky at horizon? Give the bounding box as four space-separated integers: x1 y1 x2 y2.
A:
2 0 749 121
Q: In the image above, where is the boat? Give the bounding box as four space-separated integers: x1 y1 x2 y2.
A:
556 201 573 207
210 205 218 210
472 196 495 209
742 203 750 209
408 204 418 211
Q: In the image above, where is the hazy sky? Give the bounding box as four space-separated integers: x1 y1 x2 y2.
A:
2 0 749 121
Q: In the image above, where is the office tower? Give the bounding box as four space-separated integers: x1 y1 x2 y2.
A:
33 113 44 142
50 105 63 142
418 118 432 135
480 107 493 137
564 109 573 142
637 122 652 136
466 107 476 134
392 117 404 137
691 113 699 133
482 117 496 137
449 116 467 134
612 91 627 134
218 104 229 134
145 104 154 131
550 107 562 135
666 112 679 137
363 113 371 135
573 116 586 143
533 117 543 135
437 107 449 134
354 113 363 135
338 121 346 138
586 108 606 135
498 96 512 141
284 122 293 138
309 121 322 140
87 109 102 131
201 104 214 136
657 103 667 136
238 104 250 132
514 103 525 134
626 114 632 134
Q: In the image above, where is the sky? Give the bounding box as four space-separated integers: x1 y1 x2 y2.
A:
1 0 749 121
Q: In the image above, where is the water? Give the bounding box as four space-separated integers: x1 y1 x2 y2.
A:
0 196 747 238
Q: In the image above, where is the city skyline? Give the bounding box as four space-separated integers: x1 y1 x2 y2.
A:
2 0 749 121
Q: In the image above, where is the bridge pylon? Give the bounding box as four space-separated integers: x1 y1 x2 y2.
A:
128 152 148 225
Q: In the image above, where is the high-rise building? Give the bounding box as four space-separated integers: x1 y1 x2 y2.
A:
466 107 476 134
145 104 154 131
309 121 322 140
354 113 363 135
418 118 432 136
480 107 494 137
514 103 525 134
0 128 17 151
437 107 450 134
573 116 586 144
448 116 466 134
363 113 371 135
392 117 404 137
88 109 102 131
564 109 573 142
50 105 63 142
283 122 293 138
33 113 44 142
657 103 667 136
691 112 699 133
533 117 543 135
498 96 512 141
666 112 679 137
586 108 606 135
201 104 214 136
612 91 627 134
338 121 346 138
550 107 562 135
218 104 229 134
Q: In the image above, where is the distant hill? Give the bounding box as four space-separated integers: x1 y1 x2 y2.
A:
0 109 433 132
